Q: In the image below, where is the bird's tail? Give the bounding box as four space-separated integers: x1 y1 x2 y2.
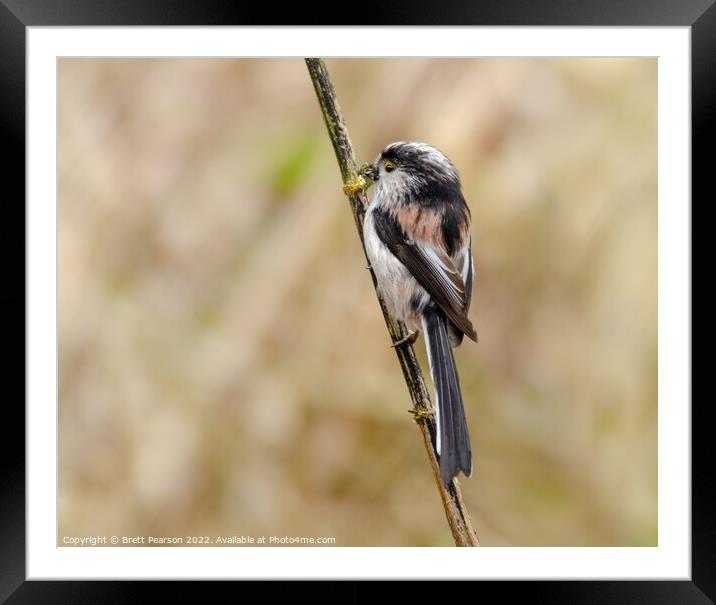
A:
422 307 472 485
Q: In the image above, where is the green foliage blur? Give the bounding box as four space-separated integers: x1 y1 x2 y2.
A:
59 58 657 546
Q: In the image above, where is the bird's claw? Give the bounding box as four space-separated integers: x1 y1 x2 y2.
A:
391 329 420 348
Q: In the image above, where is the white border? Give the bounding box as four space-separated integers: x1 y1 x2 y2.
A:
28 27 691 579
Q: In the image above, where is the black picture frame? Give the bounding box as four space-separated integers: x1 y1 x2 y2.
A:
4 0 712 601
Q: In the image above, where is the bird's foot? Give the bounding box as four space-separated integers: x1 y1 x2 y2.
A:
391 329 419 348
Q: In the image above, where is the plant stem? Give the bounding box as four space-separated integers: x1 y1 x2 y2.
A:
305 57 479 547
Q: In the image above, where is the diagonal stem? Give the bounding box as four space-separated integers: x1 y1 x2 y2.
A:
305 58 479 547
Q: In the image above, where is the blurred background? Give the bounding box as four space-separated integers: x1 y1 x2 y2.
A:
58 58 657 546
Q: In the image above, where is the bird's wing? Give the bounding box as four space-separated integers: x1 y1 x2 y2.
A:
463 240 474 313
372 206 477 342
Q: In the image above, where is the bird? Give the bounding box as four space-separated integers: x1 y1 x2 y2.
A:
362 141 477 486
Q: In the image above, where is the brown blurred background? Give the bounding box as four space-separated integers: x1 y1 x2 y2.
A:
58 58 657 546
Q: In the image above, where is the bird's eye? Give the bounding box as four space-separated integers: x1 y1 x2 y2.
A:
384 161 396 172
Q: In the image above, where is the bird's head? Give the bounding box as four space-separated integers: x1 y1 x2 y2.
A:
364 141 461 199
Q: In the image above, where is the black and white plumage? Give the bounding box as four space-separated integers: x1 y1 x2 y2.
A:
362 141 477 485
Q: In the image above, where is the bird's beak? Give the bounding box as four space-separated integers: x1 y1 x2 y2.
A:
358 162 379 185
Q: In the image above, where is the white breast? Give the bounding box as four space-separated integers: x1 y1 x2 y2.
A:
363 207 425 329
